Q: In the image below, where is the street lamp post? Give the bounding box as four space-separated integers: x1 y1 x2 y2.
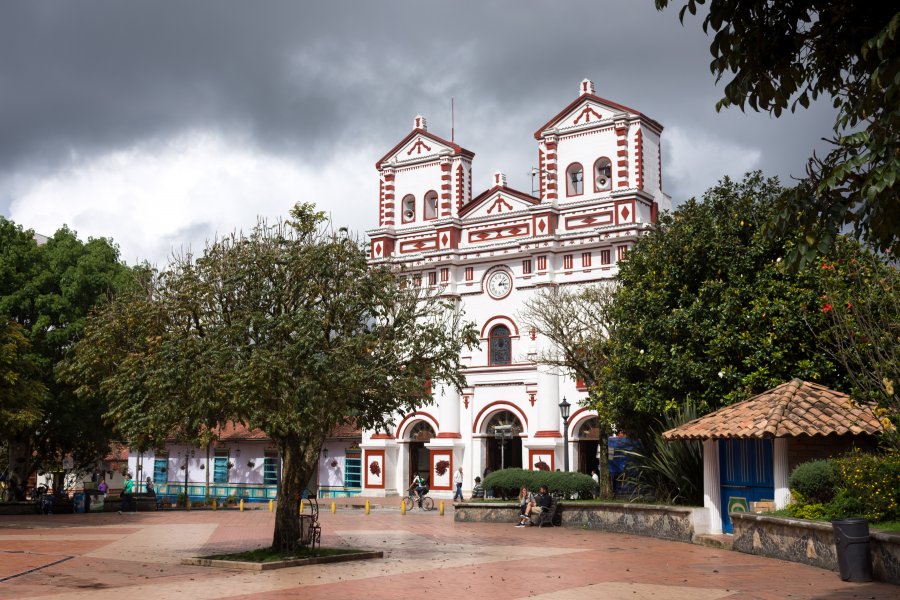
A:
559 397 571 472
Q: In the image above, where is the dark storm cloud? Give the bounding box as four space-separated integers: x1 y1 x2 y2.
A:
1 0 837 218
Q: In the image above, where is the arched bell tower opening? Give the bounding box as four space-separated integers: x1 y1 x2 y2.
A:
407 421 435 486
575 417 601 475
484 410 523 471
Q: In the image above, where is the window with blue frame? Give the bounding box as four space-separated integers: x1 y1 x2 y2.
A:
213 451 229 484
344 456 361 488
153 457 168 484
263 453 279 485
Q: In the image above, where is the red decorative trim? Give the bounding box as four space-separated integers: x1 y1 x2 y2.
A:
528 392 536 407
375 128 474 169
568 407 598 437
364 449 385 489
395 411 440 439
398 237 437 253
635 128 644 191
534 430 562 438
429 450 453 490
565 211 614 230
468 223 530 244
472 401 528 434
370 433 393 440
528 449 555 472
463 395 470 409
458 186 539 217
455 164 465 211
479 315 520 339
436 432 462 439
533 94 663 140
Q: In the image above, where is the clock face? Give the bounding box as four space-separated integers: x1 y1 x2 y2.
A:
486 271 512 299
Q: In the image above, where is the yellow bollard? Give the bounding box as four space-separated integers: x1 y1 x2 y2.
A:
239 498 244 512
365 500 370 515
440 500 445 516
212 498 217 511
268 499 273 512
300 500 304 514
331 501 336 514
401 499 406 515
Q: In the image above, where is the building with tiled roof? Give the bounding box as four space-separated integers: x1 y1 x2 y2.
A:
664 380 883 534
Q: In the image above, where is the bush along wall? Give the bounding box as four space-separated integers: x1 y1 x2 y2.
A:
481 469 596 499
787 451 900 522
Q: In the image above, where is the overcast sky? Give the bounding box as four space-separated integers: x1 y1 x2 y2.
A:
0 1 836 266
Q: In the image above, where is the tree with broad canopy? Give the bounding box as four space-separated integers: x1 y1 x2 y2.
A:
61 203 478 549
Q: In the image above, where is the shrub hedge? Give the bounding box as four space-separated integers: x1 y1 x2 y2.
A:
788 460 836 504
787 451 900 522
481 468 595 499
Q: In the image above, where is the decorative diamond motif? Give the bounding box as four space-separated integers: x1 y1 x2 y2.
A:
374 242 382 256
621 207 630 220
538 219 546 232
441 233 449 246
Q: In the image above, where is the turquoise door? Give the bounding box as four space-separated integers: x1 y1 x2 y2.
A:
719 438 774 533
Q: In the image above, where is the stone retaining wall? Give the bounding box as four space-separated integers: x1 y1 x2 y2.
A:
454 501 698 543
732 513 900 585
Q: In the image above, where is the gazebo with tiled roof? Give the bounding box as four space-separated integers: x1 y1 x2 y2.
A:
663 379 883 534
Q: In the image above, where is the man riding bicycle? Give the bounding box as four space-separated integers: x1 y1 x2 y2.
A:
408 474 426 503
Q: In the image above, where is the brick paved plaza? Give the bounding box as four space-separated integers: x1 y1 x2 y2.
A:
1 501 896 599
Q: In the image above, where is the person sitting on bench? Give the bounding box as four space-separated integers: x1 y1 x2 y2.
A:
517 485 551 527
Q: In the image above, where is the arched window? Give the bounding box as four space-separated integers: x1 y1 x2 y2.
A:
566 163 584 196
424 190 438 220
593 157 612 192
408 421 435 441
402 194 416 223
577 417 600 440
485 410 523 436
489 325 512 365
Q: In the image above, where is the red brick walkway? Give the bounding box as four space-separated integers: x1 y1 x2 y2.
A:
0 502 895 599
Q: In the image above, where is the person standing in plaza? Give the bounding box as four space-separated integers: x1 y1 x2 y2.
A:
119 474 135 514
453 467 464 501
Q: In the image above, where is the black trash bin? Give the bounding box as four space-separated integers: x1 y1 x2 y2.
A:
832 518 873 582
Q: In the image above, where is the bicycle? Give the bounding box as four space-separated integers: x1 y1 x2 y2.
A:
403 488 434 511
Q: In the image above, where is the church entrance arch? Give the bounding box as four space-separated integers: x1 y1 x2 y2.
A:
484 410 523 472
574 417 600 475
407 421 435 487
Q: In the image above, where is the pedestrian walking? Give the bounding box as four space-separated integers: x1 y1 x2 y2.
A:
119 474 135 514
453 467 464 501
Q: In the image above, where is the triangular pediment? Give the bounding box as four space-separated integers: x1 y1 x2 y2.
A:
534 93 659 138
376 129 473 169
459 186 539 219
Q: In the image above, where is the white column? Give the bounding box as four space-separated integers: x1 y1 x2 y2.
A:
703 439 723 534
536 335 561 435
439 384 460 436
773 438 790 509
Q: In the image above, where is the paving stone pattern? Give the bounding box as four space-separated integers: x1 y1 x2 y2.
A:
0 499 897 599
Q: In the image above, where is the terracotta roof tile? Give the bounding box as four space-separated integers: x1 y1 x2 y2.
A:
663 379 884 441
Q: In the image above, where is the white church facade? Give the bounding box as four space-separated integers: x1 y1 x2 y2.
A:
362 79 670 499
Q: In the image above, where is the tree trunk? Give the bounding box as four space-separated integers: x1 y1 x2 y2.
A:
597 425 613 499
271 436 319 551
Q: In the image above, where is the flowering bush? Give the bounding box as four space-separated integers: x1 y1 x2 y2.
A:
788 451 900 522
